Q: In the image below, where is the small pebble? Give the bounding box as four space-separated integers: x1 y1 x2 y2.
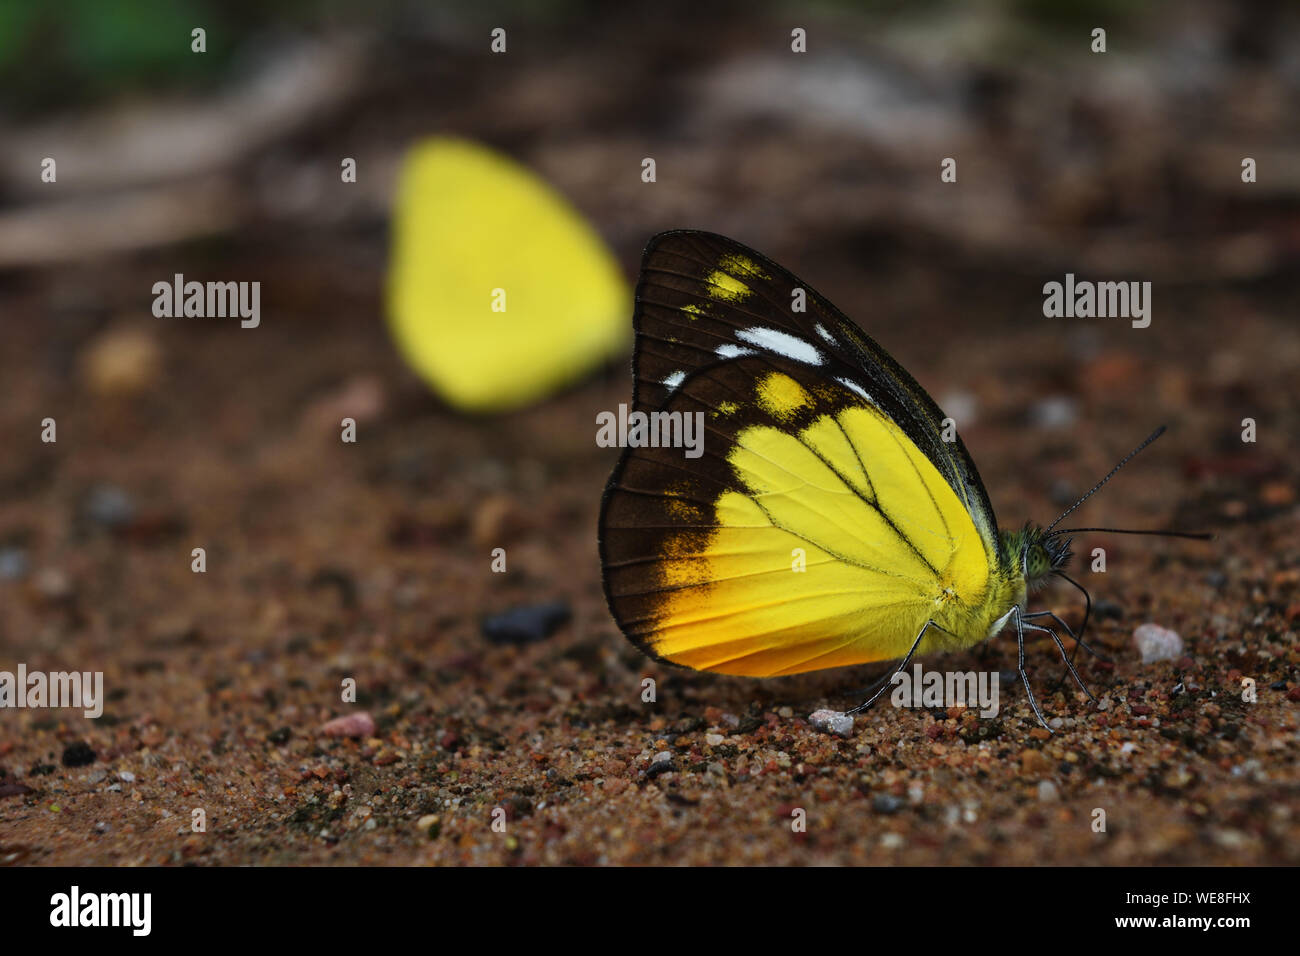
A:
118 771 135 783
79 326 162 396
1093 599 1124 621
320 711 376 738
481 601 571 646
1134 623 1183 663
1037 780 1059 802
83 484 135 528
705 733 724 747
1029 395 1078 429
808 709 854 737
61 741 96 768
643 758 674 779
873 794 905 814
0 548 28 581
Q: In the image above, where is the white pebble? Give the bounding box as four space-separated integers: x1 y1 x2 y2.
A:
1037 780 1059 802
1134 623 1183 663
705 733 724 747
808 709 855 737
1029 396 1078 429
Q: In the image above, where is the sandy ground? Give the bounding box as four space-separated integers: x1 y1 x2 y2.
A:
0 233 1296 866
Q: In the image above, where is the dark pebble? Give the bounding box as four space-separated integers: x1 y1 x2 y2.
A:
643 760 674 779
61 741 96 767
0 781 35 799
873 794 905 814
504 795 534 818
1092 599 1124 621
481 601 571 646
734 714 764 735
267 726 292 745
545 768 572 787
1205 571 1228 589
82 485 135 528
307 568 357 609
672 716 705 735
1269 681 1286 691
0 547 28 581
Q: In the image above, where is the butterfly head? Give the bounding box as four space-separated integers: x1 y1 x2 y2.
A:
1000 525 1072 591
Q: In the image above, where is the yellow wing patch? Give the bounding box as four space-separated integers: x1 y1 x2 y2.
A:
704 270 752 302
755 372 813 422
645 396 1005 676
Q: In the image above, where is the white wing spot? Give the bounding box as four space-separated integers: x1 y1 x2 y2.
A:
716 344 758 359
813 323 837 345
836 377 878 407
736 326 824 365
662 371 685 392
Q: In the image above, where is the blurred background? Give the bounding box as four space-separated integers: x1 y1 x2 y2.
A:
0 0 1296 866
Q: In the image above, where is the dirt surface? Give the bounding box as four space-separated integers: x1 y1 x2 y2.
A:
0 235 1296 866
1 3 1298 866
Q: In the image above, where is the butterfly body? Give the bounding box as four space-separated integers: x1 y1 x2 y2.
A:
599 231 1079 685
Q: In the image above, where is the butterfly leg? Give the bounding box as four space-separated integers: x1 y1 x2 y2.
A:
1023 609 1112 663
1023 621 1097 704
1044 570 1104 692
845 620 937 716
846 667 901 708
1013 606 1052 732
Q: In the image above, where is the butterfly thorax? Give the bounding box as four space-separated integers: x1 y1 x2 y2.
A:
999 525 1072 593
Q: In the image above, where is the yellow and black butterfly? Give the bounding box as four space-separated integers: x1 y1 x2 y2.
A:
599 231 1207 730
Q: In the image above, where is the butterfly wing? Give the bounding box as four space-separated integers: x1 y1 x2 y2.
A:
628 230 1000 552
601 354 1004 676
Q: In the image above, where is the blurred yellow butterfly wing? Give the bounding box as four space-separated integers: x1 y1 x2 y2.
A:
386 138 628 412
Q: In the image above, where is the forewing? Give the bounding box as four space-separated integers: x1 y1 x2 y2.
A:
632 230 1000 551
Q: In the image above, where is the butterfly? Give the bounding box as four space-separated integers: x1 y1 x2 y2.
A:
598 231 1207 731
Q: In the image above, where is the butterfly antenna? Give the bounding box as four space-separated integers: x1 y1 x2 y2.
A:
1045 527 1213 541
1043 426 1167 535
